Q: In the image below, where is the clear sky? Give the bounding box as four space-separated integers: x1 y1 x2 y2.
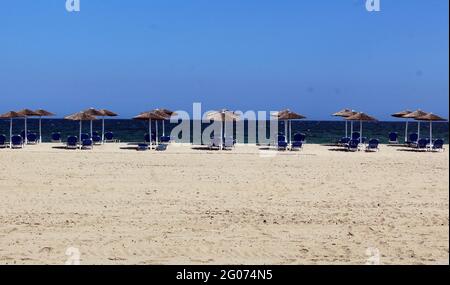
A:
0 0 448 119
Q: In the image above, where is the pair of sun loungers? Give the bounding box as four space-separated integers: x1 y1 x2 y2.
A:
345 138 379 152
209 137 235 150
0 135 25 149
277 133 306 151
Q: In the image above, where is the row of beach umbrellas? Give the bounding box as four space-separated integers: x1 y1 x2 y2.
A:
333 108 447 146
0 109 55 147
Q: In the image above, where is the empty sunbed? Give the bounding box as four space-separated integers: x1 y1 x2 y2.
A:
388 132 398 144
51 132 62 142
416 138 428 151
223 137 234 150
27 133 38 144
337 137 350 146
209 137 221 150
431 139 444 152
277 135 288 150
92 135 102 145
137 143 149 151
104 132 115 142
347 139 359 152
366 139 379 152
11 135 23 149
66 136 78 149
81 139 93 150
406 133 418 146
291 133 304 151
160 136 171 143
351 132 360 141
0 135 6 148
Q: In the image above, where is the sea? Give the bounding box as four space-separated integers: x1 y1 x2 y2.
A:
0 119 448 145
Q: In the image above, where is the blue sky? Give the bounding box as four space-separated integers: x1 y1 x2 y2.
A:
0 0 448 119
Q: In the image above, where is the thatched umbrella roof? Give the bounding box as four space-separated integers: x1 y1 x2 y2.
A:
0 111 23 119
345 112 377 121
332 109 357 117
391 110 412 118
152 108 177 118
274 109 306 120
17 109 40 117
98 109 118 117
65 112 98 121
34 109 55 116
402 109 428 119
133 111 167 120
206 109 241 121
82 108 104 116
415 113 447 122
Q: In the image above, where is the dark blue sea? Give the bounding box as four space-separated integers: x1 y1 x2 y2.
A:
0 119 448 144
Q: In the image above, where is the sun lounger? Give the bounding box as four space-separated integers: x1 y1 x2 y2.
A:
431 139 444 152
104 132 115 142
0 135 6 148
81 139 93 150
291 133 304 151
80 133 90 141
388 132 398 144
66 136 78 149
51 132 62 143
137 143 149 151
11 135 23 149
406 133 418 146
351 132 360 141
416 138 428 151
160 136 171 143
223 137 234 150
92 135 102 145
27 133 38 144
366 139 379 152
337 137 350 146
277 135 288 150
209 137 221 150
347 139 359 152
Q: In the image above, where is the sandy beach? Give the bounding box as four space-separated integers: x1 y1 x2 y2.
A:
0 143 448 265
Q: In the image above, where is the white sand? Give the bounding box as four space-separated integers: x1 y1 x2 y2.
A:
0 143 448 264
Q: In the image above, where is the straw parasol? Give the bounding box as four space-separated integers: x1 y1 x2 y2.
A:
82 108 104 138
205 109 241 148
34 109 55 143
345 112 377 144
391 110 412 143
333 109 357 138
402 109 428 140
152 108 177 137
415 113 447 148
65 112 98 149
97 109 118 143
17 109 40 145
0 111 24 148
133 111 167 148
273 109 306 144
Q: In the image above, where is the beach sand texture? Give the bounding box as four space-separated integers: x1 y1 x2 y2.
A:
0 143 448 264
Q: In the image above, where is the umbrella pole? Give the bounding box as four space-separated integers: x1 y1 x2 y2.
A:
351 121 353 136
405 120 408 143
417 121 420 140
156 121 159 146
24 116 27 146
149 119 152 149
345 120 348 138
162 120 165 137
90 120 93 138
79 120 82 149
39 116 42 143
289 120 292 147
102 117 105 144
360 120 362 145
10 118 12 148
430 121 432 149
221 121 224 150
